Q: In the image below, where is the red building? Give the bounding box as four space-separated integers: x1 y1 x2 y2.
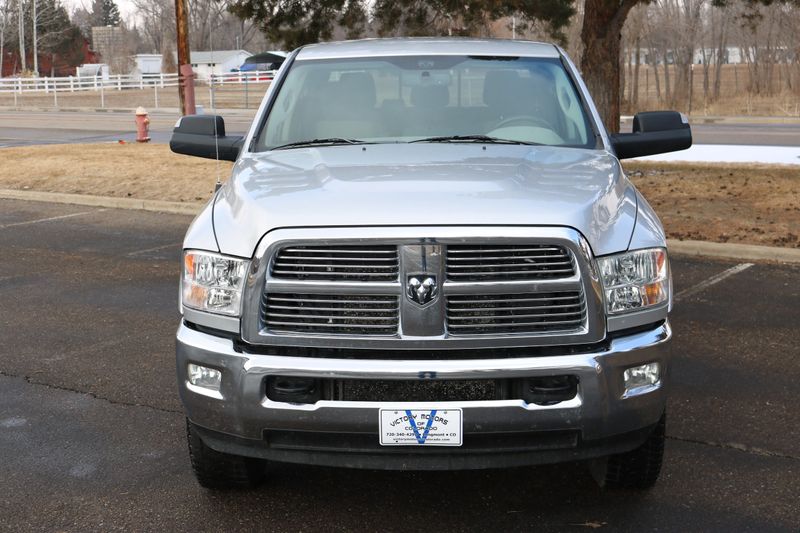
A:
1 38 99 78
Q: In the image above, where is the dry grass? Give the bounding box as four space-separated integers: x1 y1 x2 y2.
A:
624 161 800 248
0 143 231 202
1 143 798 248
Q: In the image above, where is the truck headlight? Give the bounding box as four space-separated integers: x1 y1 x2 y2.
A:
597 248 669 315
182 250 249 316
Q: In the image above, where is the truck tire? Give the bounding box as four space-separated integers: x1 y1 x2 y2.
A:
601 412 666 489
186 419 266 489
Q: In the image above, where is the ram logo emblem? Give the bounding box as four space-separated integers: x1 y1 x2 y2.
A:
406 275 438 306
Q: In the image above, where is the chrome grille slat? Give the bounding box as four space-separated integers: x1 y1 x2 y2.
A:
268 304 398 313
448 247 563 254
266 312 397 322
268 296 397 305
267 321 399 330
446 244 575 282
448 269 574 277
275 257 398 262
447 303 583 312
444 295 579 304
272 245 399 282
448 254 565 261
263 293 399 336
446 291 586 335
448 261 573 268
272 271 397 278
281 248 397 255
448 320 581 329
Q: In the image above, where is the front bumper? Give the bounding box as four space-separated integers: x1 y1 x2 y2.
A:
177 321 671 470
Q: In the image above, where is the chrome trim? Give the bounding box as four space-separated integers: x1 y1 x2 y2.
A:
182 307 240 334
260 396 583 413
622 381 662 399
234 322 667 379
607 303 669 333
400 244 444 336
240 226 606 349
186 381 224 400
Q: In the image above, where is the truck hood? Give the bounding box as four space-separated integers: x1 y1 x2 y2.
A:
212 144 637 257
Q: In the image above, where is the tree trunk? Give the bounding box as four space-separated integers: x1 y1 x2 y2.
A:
632 35 641 105
651 48 661 99
662 49 672 105
580 0 638 133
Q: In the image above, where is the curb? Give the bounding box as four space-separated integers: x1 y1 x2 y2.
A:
0 189 203 216
667 239 800 263
1 189 798 263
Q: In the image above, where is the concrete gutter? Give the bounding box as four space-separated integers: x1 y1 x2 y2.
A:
0 189 203 216
667 239 800 264
1 188 799 263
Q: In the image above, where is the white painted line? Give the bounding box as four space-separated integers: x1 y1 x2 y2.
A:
126 242 181 257
674 263 754 302
0 209 103 230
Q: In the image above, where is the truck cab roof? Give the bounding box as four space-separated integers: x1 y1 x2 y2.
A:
295 38 561 61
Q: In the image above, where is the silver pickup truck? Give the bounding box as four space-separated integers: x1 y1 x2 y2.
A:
170 38 691 490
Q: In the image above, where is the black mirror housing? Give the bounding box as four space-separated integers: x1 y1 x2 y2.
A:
169 115 244 162
611 111 692 160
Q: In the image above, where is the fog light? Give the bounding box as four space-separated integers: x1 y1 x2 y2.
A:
623 362 661 397
187 364 222 398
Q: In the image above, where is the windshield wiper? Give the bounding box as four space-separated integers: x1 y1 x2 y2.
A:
271 138 369 150
409 135 542 145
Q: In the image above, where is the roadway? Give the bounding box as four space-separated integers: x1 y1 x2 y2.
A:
0 199 797 531
1 110 799 148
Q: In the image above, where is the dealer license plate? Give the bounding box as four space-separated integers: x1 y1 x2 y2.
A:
379 408 463 446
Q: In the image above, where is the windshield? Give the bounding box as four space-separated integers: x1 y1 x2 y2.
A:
256 55 595 151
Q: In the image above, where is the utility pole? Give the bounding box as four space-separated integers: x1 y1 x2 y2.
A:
32 0 37 75
18 0 26 72
174 0 195 115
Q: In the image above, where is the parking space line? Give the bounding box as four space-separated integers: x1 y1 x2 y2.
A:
674 263 754 302
126 243 182 257
0 209 104 230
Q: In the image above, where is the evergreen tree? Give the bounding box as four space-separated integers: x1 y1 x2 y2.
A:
91 0 121 27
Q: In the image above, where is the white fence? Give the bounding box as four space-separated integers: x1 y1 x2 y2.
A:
0 70 277 109
0 73 180 93
0 71 276 94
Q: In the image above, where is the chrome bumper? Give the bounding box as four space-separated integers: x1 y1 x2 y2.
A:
177 321 671 460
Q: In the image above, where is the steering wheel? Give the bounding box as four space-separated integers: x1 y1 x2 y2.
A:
493 115 556 132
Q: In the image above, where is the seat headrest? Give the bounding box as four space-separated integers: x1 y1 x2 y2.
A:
410 84 449 109
336 72 376 108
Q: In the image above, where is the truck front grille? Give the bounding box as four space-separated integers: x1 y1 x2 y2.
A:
272 245 399 281
256 233 597 345
262 293 399 336
446 244 574 281
446 291 586 335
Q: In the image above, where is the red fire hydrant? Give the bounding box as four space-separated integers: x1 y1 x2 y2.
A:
135 106 151 143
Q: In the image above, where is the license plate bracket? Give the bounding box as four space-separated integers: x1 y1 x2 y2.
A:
379 408 463 446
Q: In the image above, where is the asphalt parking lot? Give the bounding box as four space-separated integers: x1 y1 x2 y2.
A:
0 198 798 532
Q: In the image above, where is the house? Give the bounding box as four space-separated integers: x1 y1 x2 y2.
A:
189 50 252 78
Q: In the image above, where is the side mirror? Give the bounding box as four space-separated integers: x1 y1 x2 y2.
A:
169 115 244 162
610 111 692 160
